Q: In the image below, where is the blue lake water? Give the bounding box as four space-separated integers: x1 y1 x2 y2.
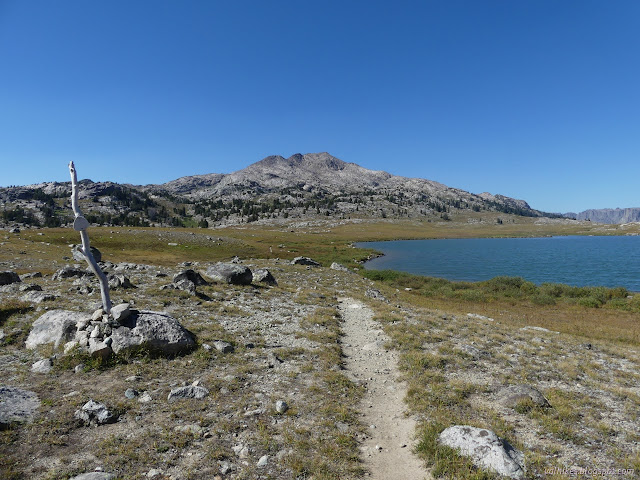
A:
357 236 640 291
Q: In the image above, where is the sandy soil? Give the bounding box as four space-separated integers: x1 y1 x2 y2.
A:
339 297 431 480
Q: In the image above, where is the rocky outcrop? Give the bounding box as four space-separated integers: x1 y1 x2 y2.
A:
0 271 21 285
291 257 321 267
110 310 196 356
25 310 87 350
439 425 525 479
206 263 253 285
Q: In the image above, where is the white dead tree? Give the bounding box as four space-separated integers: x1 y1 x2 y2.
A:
68 161 112 314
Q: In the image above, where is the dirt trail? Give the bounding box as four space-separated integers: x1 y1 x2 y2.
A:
338 298 431 480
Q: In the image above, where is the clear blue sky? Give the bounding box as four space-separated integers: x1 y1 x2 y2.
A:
1 1 638 213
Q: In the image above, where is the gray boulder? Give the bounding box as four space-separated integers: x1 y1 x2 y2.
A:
25 310 88 350
110 303 131 323
0 271 21 285
72 245 102 263
174 279 197 295
174 269 208 286
68 473 116 480
439 425 525 479
206 263 253 285
291 256 321 266
330 262 350 272
0 386 40 429
110 310 196 356
108 274 135 289
20 291 57 304
52 266 91 280
168 384 210 402
31 358 53 373
499 384 551 409
252 268 277 286
74 399 117 426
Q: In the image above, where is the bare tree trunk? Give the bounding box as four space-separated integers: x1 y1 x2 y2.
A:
68 161 112 314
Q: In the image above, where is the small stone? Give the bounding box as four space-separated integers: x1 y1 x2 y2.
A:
146 469 163 478
88 338 112 359
74 364 85 374
91 309 104 322
64 340 80 354
275 400 289 414
213 340 234 353
31 358 53 374
202 343 212 351
257 455 269 467
74 399 117 426
138 391 152 403
125 388 139 399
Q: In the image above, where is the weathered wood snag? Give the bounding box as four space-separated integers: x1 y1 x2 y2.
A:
68 161 112 314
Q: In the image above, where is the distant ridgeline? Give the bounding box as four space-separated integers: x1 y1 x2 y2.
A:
1 152 563 228
563 208 640 224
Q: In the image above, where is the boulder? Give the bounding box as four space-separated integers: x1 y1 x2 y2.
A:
110 303 131 323
108 274 135 289
52 266 91 280
31 358 53 373
173 269 208 286
0 271 21 285
252 268 277 286
110 310 196 356
206 263 253 285
291 256 321 266
72 245 102 263
438 425 525 479
174 279 197 295
20 291 57 304
167 385 210 402
0 386 40 429
330 262 350 272
499 384 551 409
25 310 88 350
74 399 117 426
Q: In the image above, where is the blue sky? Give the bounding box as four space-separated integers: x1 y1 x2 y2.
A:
0 1 638 213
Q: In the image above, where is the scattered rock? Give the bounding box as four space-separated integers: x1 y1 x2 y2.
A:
174 278 197 295
52 266 90 280
520 325 558 334
9 227 20 234
110 310 196 356
167 385 209 402
0 386 40 429
174 424 204 436
213 340 234 353
124 388 138 399
18 283 41 292
206 263 253 285
291 256 320 266
25 310 88 350
330 262 349 272
138 391 153 403
20 291 57 303
467 313 495 322
0 271 21 285
365 288 387 302
252 268 278 286
110 303 131 323
173 269 208 286
108 274 135 289
74 399 117 426
31 358 53 373
439 425 525 479
257 455 269 467
499 384 551 409
275 400 289 413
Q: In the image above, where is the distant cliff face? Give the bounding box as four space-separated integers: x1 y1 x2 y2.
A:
568 208 640 224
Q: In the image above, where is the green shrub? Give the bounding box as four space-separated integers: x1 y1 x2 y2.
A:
578 296 603 308
532 294 557 306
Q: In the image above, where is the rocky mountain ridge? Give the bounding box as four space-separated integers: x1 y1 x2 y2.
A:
1 152 553 228
564 207 640 224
